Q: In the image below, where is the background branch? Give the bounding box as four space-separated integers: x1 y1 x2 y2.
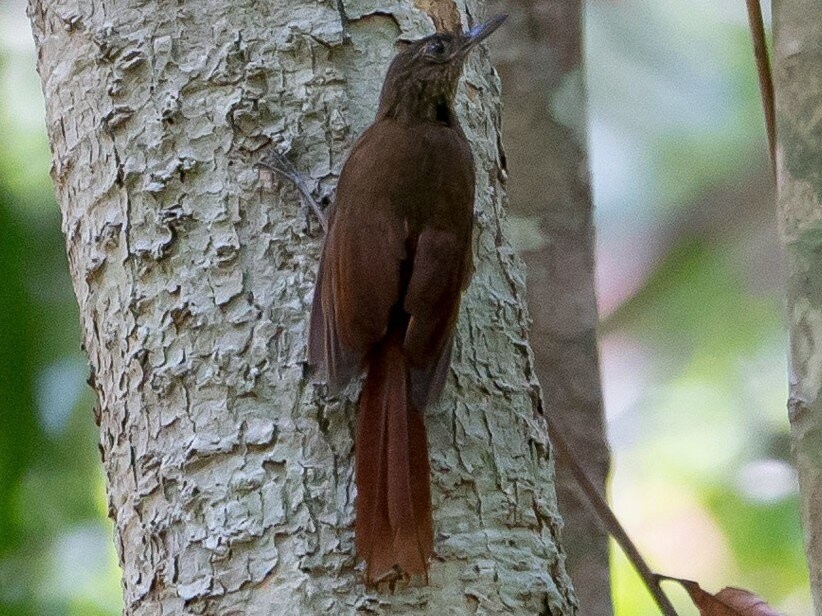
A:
744 0 776 171
549 419 679 616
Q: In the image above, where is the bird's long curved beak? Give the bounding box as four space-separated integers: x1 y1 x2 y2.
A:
460 14 508 53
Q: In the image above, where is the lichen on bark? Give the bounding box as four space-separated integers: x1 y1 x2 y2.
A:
28 0 576 613
773 0 822 610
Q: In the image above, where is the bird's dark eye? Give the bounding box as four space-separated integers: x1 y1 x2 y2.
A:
425 39 445 56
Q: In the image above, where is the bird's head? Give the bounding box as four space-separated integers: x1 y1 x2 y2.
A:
377 14 507 123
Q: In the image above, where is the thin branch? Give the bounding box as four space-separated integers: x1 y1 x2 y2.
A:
744 0 776 173
548 419 680 616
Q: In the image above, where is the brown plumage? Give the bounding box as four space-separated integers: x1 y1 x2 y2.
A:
308 15 507 584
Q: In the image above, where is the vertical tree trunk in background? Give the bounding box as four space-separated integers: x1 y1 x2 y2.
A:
773 2 822 612
28 0 577 613
491 2 611 614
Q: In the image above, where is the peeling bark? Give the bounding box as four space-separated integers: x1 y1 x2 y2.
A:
28 0 576 613
773 2 822 611
492 2 611 614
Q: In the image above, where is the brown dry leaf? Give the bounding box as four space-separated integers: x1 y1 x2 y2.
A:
657 576 781 616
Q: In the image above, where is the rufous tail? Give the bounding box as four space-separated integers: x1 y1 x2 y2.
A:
355 329 433 583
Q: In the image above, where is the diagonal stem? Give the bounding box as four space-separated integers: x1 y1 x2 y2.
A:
548 418 680 616
744 0 776 173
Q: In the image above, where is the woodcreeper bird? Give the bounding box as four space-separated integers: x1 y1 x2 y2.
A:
308 14 507 583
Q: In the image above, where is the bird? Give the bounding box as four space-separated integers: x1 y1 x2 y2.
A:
308 14 507 584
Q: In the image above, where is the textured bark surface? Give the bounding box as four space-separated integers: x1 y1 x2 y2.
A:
491 2 611 614
28 0 576 614
773 2 822 612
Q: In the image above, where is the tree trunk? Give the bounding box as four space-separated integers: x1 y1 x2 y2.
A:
492 3 611 614
773 2 822 612
27 0 576 613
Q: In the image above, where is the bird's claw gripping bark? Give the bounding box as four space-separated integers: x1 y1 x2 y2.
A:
256 149 329 232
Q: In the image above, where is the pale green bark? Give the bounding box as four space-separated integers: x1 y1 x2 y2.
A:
773 1 822 611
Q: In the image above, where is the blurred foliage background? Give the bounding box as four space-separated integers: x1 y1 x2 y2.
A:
0 0 810 614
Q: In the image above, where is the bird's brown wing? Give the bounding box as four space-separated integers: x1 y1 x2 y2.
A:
402 125 475 408
307 123 408 391
308 232 364 391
